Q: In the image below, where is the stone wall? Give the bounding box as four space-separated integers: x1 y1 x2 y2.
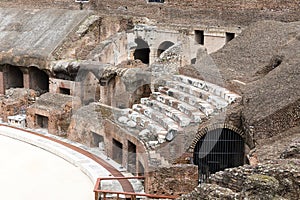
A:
26 93 77 135
67 103 149 175
179 160 300 199
246 99 300 140
54 15 132 61
146 164 198 196
0 88 37 122
1 0 299 27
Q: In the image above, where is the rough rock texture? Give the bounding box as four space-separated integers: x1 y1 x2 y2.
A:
0 88 37 121
179 161 300 200
280 138 300 159
0 8 90 69
1 0 300 28
146 164 198 196
256 126 300 161
150 43 184 75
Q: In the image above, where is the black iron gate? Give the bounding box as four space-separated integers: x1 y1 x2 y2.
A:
193 128 245 183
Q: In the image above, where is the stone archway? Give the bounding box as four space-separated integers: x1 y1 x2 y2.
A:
190 123 254 183
157 41 174 57
133 38 150 64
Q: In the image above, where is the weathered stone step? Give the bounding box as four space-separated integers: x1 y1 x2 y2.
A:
140 97 191 127
150 92 205 123
173 75 240 103
128 111 167 137
158 86 215 116
166 81 229 110
132 104 180 136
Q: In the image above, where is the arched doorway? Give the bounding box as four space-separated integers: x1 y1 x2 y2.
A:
193 128 245 183
157 41 174 57
133 38 150 64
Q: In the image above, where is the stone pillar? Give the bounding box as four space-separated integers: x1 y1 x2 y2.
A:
23 72 30 89
0 71 5 95
20 68 30 89
0 65 7 95
123 141 128 169
149 47 156 65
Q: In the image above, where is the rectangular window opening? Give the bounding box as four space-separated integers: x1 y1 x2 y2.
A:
59 87 71 95
148 0 164 3
127 141 137 174
112 139 123 165
36 114 48 129
195 30 204 45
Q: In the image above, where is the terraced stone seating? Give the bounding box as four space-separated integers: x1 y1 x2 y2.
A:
117 74 240 166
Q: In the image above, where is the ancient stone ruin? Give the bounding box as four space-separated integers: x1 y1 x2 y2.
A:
0 0 299 199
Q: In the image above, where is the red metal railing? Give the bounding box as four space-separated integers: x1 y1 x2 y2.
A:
94 176 179 200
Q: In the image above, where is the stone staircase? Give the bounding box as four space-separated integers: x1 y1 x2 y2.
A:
118 75 240 167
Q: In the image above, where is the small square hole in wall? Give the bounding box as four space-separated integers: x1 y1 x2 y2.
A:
195 30 204 45
59 87 71 95
148 0 165 3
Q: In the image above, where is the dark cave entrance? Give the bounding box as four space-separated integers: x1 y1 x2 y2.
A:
193 128 245 183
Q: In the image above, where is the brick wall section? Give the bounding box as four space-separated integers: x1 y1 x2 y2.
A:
146 164 198 196
246 99 300 140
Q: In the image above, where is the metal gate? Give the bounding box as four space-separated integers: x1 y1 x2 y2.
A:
193 128 245 183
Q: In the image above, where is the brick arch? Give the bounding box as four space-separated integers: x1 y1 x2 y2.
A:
189 123 255 153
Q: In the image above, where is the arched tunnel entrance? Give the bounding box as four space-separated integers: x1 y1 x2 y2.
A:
133 38 150 64
157 41 174 57
193 128 245 183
